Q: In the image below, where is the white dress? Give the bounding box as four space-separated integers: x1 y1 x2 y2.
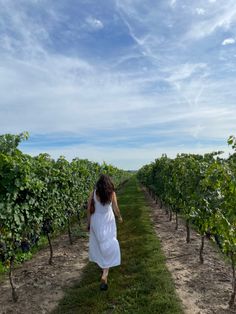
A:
89 190 121 268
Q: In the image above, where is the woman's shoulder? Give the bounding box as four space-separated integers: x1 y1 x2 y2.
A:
111 190 116 200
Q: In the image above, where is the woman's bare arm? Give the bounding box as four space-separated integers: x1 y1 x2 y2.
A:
112 192 123 222
87 191 93 231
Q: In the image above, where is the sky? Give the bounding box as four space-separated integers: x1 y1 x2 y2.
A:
0 0 236 170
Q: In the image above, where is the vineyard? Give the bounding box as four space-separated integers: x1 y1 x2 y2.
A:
1 132 236 313
137 136 236 308
0 132 130 302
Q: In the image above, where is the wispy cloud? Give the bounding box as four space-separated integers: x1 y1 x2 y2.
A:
0 0 235 169
196 8 205 16
21 139 232 170
165 63 208 84
85 16 104 30
170 0 177 8
187 1 236 39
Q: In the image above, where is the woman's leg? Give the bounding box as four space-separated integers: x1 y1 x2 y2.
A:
101 267 109 283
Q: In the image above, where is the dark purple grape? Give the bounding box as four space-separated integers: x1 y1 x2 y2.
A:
21 240 31 253
0 241 7 263
30 234 39 245
42 219 53 234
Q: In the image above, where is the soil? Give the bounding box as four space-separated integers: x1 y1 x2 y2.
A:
143 188 236 314
0 227 89 314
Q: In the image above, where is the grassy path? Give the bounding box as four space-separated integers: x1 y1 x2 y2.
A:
53 177 184 314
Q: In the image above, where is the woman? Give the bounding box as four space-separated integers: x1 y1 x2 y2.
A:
87 174 123 291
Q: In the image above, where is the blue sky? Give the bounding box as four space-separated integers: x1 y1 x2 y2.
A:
0 0 236 169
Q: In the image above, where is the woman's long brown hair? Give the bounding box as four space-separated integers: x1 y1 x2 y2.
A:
95 174 114 205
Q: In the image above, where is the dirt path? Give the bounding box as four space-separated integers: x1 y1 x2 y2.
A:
143 188 236 314
0 227 89 314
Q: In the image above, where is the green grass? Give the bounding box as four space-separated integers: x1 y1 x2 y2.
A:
53 177 184 314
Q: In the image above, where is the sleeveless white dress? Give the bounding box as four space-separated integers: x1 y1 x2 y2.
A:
88 190 121 268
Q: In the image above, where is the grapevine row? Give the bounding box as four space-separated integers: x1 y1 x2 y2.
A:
0 132 130 301
137 136 236 308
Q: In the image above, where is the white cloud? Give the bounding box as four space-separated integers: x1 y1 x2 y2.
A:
0 0 236 169
222 37 235 45
165 63 208 83
196 8 205 15
187 2 236 39
170 0 177 8
86 16 104 30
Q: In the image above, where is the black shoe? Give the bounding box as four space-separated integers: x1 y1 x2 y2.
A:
100 282 108 291
100 277 108 291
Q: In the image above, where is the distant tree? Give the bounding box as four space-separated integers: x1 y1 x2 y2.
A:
0 132 29 155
